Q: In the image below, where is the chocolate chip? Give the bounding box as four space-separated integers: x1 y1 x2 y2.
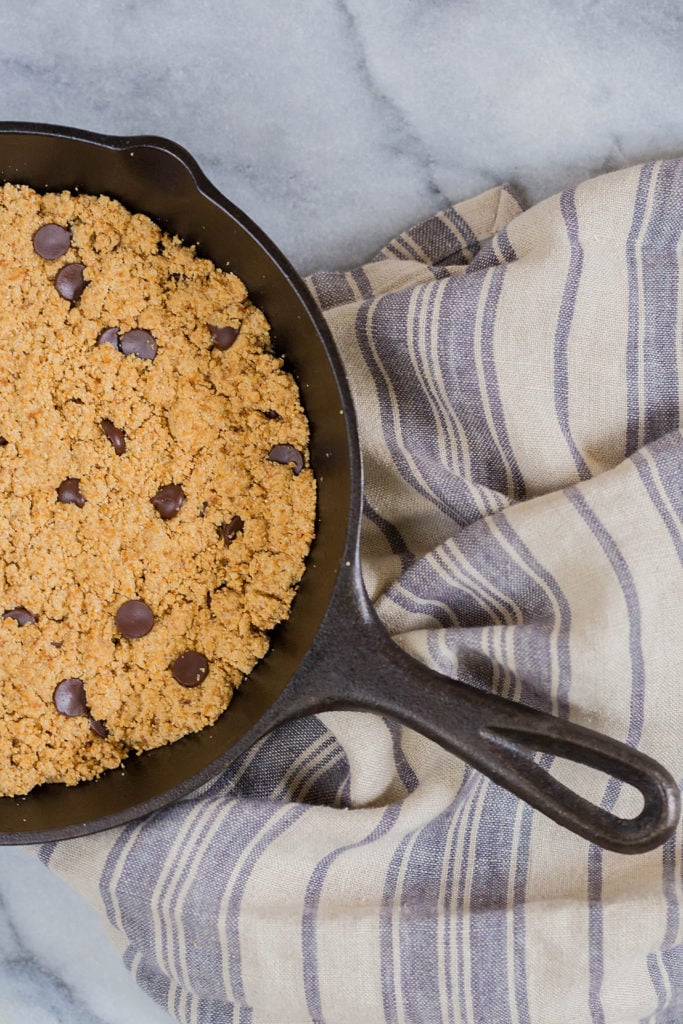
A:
171 651 209 687
89 718 109 738
208 323 239 350
263 410 281 420
33 224 72 260
53 678 88 717
0 437 7 447
221 515 244 547
51 641 64 649
120 329 157 361
96 327 120 349
57 477 86 507
267 444 305 475
115 599 154 639
101 418 126 455
55 263 87 301
2 607 36 627
151 483 185 520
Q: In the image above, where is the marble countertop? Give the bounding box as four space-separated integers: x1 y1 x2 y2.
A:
1 1 683 1021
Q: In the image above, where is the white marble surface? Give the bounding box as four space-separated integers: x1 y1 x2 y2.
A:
1 1 683 1021
0 848 172 1024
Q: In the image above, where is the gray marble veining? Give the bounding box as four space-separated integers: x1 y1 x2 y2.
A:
0 848 171 1023
1 0 682 1021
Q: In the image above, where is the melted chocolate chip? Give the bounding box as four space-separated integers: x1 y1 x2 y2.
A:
96 327 120 349
2 607 36 627
55 263 87 301
89 718 109 738
221 515 244 547
151 483 185 520
53 678 88 717
267 444 305 475
33 223 72 260
120 328 157 361
115 599 154 639
101 418 126 455
0 437 7 447
57 477 86 507
171 651 209 687
208 323 239 350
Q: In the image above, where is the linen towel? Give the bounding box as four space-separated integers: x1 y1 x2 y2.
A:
33 160 683 1024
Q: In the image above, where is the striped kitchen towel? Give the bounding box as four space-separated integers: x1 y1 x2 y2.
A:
35 160 683 1023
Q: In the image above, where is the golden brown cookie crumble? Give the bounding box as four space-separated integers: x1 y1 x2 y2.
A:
0 184 316 796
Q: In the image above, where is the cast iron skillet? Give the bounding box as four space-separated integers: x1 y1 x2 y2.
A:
0 123 678 854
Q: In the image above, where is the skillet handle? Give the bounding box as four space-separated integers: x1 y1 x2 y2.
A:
279 563 680 854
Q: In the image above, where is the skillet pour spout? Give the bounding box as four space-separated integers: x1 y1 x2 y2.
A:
0 123 678 853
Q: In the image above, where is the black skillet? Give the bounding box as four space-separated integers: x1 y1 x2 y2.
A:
0 124 678 853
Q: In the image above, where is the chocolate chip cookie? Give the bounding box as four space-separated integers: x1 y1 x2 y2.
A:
0 184 316 796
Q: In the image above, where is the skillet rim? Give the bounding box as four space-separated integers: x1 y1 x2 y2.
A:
0 121 362 843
